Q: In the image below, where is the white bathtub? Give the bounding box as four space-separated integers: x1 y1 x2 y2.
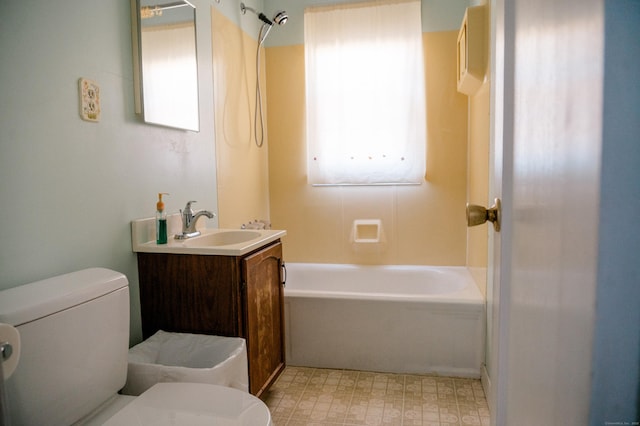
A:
284 263 485 377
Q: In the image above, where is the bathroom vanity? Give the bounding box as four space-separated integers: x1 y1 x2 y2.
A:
131 221 287 398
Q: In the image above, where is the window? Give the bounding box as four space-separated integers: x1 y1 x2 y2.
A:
305 0 426 185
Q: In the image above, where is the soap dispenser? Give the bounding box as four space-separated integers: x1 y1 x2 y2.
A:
156 193 169 244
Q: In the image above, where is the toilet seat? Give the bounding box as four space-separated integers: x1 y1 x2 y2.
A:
103 383 272 425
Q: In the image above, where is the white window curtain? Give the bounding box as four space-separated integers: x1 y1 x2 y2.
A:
304 0 426 185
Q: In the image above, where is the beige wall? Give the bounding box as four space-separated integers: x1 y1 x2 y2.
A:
465 3 491 295
265 31 469 265
467 82 490 295
212 8 271 229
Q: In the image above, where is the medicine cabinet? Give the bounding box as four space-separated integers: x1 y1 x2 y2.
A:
457 6 486 95
131 0 200 131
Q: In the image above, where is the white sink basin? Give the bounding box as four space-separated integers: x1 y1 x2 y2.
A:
184 231 262 247
131 218 286 256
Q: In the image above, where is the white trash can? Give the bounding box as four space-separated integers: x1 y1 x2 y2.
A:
121 330 249 396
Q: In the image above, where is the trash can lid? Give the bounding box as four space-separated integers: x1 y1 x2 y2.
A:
103 383 271 425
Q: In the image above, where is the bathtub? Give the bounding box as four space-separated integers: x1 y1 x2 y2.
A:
284 263 485 377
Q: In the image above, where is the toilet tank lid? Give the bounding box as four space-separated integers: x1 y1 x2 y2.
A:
0 268 128 326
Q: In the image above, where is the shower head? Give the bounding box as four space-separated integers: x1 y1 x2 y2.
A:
240 3 288 27
272 10 288 26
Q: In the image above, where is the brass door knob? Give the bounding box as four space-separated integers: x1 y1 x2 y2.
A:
466 198 501 232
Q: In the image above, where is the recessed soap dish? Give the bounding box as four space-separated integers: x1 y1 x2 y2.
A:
352 219 382 243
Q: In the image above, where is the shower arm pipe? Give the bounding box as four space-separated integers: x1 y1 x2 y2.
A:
240 3 274 26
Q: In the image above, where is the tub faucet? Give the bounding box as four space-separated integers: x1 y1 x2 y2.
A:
175 200 216 239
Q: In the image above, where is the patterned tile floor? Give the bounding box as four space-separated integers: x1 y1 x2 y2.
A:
263 366 490 426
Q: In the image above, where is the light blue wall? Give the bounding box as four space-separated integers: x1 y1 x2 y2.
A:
217 0 473 47
0 0 219 345
0 0 476 346
213 0 266 39
589 0 640 422
262 0 474 47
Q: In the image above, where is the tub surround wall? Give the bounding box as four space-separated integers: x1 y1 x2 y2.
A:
266 31 468 266
218 0 486 269
212 7 271 229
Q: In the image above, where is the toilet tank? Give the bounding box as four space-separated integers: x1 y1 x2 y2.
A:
0 268 130 426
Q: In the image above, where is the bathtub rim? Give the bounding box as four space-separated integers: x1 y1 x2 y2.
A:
283 263 484 306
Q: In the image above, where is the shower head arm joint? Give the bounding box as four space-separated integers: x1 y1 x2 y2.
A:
257 12 273 26
240 3 287 27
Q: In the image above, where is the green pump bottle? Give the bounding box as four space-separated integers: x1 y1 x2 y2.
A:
156 193 169 244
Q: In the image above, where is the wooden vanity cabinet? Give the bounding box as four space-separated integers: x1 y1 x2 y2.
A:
136 240 285 397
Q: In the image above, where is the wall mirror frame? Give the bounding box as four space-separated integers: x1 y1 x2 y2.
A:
131 0 200 132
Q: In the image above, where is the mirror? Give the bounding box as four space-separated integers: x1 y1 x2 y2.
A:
131 0 200 131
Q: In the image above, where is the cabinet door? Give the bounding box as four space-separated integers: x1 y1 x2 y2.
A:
137 253 243 339
242 241 285 397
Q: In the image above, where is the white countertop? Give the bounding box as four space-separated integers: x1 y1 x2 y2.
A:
131 216 286 256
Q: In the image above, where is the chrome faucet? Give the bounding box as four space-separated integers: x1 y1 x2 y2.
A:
175 200 216 239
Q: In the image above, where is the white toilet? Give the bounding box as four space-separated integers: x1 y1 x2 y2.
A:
0 268 272 426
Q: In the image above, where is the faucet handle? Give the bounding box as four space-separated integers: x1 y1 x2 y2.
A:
184 200 197 213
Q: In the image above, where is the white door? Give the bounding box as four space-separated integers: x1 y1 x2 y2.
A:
487 0 604 424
